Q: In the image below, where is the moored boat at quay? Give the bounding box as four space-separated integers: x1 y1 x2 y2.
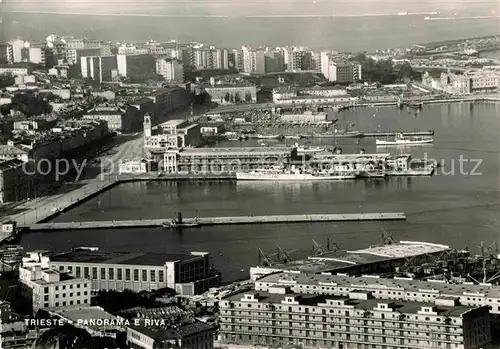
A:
235 166 357 181
376 132 434 146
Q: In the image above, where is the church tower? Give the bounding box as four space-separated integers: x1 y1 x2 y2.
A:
143 113 152 138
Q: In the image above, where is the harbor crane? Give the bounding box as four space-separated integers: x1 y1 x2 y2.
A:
381 229 396 245
258 246 298 266
312 238 340 256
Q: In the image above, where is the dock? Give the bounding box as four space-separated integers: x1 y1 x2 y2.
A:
22 212 406 231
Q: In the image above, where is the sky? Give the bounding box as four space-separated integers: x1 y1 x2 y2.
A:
2 0 498 16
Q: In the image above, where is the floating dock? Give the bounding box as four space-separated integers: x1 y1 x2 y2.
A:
22 212 406 231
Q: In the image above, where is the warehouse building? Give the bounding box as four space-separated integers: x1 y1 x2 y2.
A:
47 248 220 296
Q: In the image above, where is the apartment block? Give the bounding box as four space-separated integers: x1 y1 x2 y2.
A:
19 252 92 314
219 285 491 349
156 58 184 82
80 55 118 83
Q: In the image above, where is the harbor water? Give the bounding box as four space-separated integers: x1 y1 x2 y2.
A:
20 102 500 281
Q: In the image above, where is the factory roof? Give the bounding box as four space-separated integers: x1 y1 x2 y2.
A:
130 320 214 341
255 241 450 274
49 249 204 266
257 272 500 299
224 289 477 318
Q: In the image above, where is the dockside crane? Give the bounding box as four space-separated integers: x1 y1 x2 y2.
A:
312 238 340 256
381 229 396 245
258 248 274 267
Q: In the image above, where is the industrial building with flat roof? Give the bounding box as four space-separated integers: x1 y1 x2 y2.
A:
47 248 220 296
250 241 451 281
219 285 491 349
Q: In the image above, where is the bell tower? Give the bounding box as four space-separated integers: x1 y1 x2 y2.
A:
143 113 152 138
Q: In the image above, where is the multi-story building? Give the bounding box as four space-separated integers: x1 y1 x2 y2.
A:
47 247 220 295
0 158 34 203
219 284 492 349
144 119 202 150
202 83 257 105
19 252 92 314
0 43 13 64
26 44 46 65
155 58 184 82
80 55 118 83
116 54 156 81
285 48 305 70
240 46 266 74
0 66 31 77
438 71 500 95
127 320 215 349
321 53 362 82
265 51 286 73
83 105 140 133
66 47 101 65
159 147 293 174
272 85 350 105
8 39 25 63
302 51 322 71
256 271 500 337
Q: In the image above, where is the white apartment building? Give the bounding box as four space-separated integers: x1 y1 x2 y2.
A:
220 285 491 349
321 52 362 82
156 58 184 82
28 46 46 65
19 252 91 314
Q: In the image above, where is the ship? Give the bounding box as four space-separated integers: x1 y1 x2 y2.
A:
295 143 325 155
376 133 434 146
236 166 357 181
251 134 284 140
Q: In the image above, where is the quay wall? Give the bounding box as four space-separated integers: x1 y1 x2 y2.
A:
24 212 407 231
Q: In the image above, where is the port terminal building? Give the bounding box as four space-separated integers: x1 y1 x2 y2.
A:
250 241 451 281
44 248 220 296
157 147 294 174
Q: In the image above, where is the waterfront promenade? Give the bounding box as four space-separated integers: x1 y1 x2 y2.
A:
23 212 406 231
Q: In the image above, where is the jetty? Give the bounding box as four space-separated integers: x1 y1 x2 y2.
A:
22 212 406 231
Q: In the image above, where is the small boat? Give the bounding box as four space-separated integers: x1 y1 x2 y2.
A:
295 143 325 155
376 133 434 146
252 134 283 140
236 166 356 181
162 220 201 228
285 135 301 140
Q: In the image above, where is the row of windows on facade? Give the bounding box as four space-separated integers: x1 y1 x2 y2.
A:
42 283 88 293
221 317 463 333
226 303 462 323
223 335 458 349
221 324 466 342
59 266 165 283
42 298 89 309
43 291 88 301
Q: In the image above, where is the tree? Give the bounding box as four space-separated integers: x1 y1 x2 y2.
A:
230 93 235 104
0 73 15 89
244 91 252 103
224 92 230 103
234 92 241 104
0 104 11 116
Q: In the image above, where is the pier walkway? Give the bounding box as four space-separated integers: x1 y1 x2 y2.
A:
23 212 406 231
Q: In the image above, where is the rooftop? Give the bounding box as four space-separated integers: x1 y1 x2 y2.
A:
179 147 292 157
52 306 121 330
0 158 25 171
224 289 476 318
49 249 204 266
130 320 214 341
255 241 450 274
257 271 500 299
158 119 187 128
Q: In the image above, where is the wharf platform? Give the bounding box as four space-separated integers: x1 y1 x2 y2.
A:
6 174 235 226
22 212 406 231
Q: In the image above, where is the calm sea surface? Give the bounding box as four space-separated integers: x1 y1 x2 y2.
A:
21 103 500 281
2 12 499 51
